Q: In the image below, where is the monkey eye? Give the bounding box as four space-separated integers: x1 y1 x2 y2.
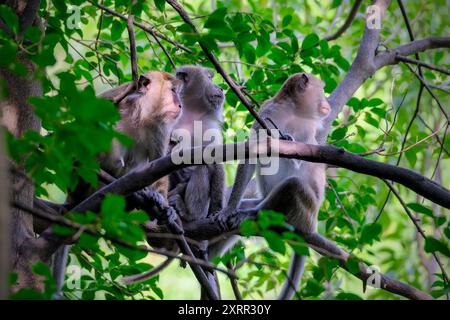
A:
207 71 214 79
176 71 188 82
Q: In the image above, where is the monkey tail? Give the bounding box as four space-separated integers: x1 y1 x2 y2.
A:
52 245 70 300
121 256 175 285
277 253 305 300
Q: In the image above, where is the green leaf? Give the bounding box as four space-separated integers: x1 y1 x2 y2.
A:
204 7 228 29
154 0 166 12
282 15 292 27
301 33 319 50
368 98 384 107
111 20 124 42
424 237 450 257
240 220 258 237
360 223 382 245
262 230 286 254
406 203 433 217
0 5 19 35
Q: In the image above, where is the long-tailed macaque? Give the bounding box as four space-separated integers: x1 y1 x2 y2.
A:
169 65 225 298
212 73 330 300
54 71 182 296
98 71 182 200
169 65 225 222
119 66 226 289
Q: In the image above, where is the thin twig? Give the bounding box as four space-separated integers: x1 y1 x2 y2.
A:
383 180 449 284
403 62 449 121
396 55 450 76
324 0 363 41
166 0 273 134
89 0 193 54
127 1 138 86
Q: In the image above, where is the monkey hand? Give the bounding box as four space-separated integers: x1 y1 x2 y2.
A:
209 207 236 233
280 133 294 141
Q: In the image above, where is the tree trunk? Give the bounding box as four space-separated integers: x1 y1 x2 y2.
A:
0 0 43 291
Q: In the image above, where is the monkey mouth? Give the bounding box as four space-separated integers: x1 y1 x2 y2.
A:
165 111 181 120
208 94 224 105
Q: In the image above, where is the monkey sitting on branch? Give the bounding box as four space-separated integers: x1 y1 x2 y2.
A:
210 72 331 300
54 70 183 294
122 65 226 295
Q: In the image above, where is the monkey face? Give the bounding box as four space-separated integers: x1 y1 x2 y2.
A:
281 73 329 119
175 65 224 112
119 71 182 125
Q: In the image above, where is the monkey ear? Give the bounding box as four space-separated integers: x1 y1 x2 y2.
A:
99 82 134 105
176 71 188 83
298 73 309 91
138 75 151 92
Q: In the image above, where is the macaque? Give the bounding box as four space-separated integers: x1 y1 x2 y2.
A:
169 65 225 222
98 71 182 200
54 71 182 296
169 65 225 298
120 66 226 289
212 73 330 300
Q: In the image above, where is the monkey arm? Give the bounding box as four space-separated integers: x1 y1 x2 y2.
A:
184 166 211 221
208 164 225 215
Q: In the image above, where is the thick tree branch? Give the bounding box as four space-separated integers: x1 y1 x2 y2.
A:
319 0 450 143
18 0 40 35
0 127 10 298
38 139 450 253
12 201 235 279
374 36 450 70
183 208 433 300
324 0 363 41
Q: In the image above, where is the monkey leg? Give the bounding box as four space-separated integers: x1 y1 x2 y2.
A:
184 165 211 221
257 175 321 300
258 175 319 233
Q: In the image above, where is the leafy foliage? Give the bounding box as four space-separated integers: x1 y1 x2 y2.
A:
1 0 448 300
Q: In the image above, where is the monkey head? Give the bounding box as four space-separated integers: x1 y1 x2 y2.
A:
117 71 182 125
175 65 224 112
276 73 331 120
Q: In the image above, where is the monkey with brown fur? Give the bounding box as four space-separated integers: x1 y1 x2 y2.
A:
210 73 330 300
99 71 182 200
118 66 226 290
54 71 182 295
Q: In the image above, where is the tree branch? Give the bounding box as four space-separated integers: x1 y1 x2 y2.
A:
89 0 193 54
0 127 10 298
320 0 392 142
126 2 138 86
166 0 272 134
395 55 450 76
39 139 450 252
374 36 450 70
183 208 433 300
12 201 235 279
324 0 363 41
